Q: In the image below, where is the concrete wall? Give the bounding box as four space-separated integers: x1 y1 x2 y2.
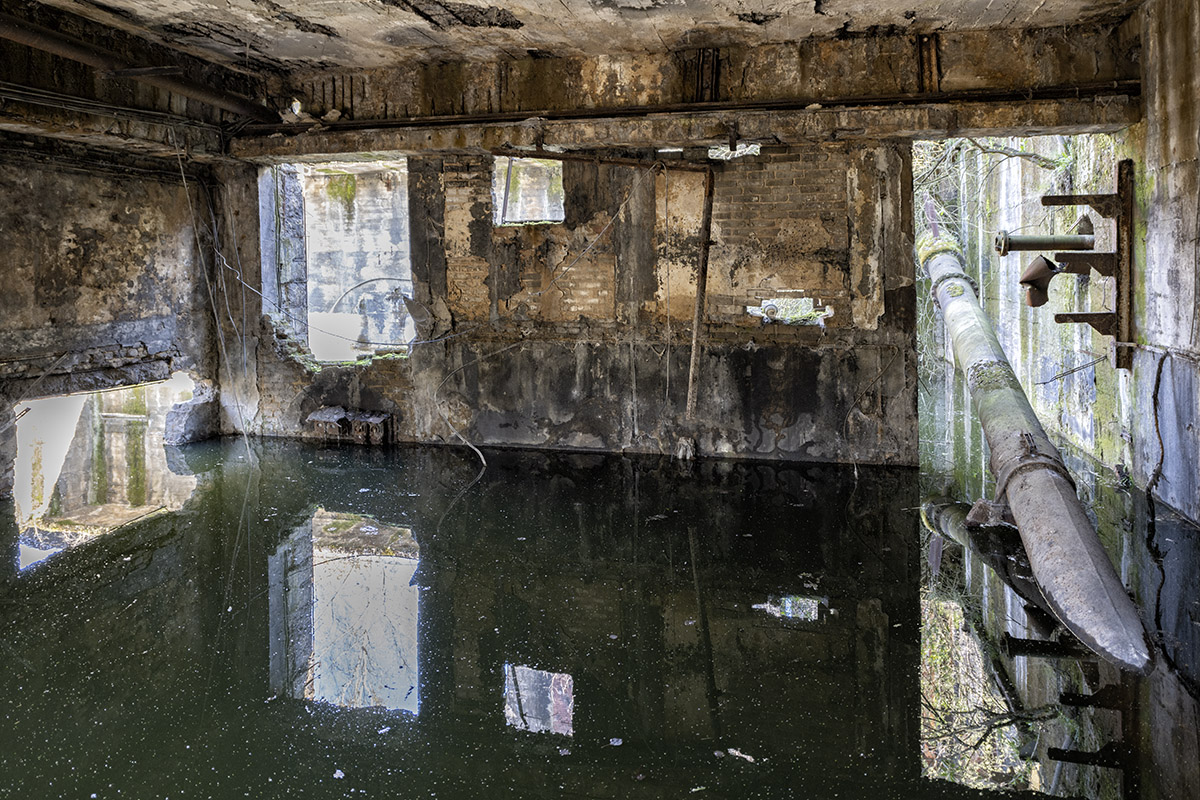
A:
225 143 916 466
0 153 216 498
1128 0 1200 523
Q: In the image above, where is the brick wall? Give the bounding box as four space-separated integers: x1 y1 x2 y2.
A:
708 145 856 328
235 142 916 465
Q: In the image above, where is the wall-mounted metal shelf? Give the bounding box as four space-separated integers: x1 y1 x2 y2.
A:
1039 159 1134 370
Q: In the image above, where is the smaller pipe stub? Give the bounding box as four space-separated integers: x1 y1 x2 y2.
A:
995 230 1095 256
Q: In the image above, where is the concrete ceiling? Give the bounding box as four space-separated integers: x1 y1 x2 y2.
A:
40 0 1138 72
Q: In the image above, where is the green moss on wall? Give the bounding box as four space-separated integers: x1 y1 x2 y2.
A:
125 420 147 507
326 174 357 217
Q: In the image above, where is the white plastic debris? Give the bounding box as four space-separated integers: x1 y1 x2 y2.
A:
333 769 345 779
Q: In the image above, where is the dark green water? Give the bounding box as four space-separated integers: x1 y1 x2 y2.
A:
1 439 958 800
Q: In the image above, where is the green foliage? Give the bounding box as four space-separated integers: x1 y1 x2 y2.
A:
326 173 358 216
920 590 1039 789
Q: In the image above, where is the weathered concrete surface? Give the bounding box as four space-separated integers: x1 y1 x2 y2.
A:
263 23 1136 122
0 152 216 495
1126 0 1200 524
224 143 916 465
33 0 1138 67
232 95 1140 163
0 3 264 157
927 0 1200 525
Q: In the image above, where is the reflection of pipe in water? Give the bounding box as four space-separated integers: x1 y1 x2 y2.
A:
918 231 1150 674
921 498 1059 638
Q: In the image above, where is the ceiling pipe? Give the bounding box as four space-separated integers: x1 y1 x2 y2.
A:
0 11 279 124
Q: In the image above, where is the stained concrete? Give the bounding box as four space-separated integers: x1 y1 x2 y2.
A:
0 0 1191 522
220 142 916 465
32 0 1139 67
0 154 215 497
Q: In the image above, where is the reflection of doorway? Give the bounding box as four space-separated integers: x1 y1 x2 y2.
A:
268 509 420 714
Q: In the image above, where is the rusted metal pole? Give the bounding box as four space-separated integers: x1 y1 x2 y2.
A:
0 12 279 123
994 231 1094 255
685 166 715 419
918 232 1150 674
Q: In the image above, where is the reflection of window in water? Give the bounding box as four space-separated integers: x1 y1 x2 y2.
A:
752 595 825 621
269 509 420 714
11 374 198 570
504 664 573 736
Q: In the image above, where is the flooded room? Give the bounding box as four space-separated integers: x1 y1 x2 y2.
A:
0 1 1197 798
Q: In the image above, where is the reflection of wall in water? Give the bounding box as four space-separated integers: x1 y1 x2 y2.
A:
17 381 195 544
34 384 196 531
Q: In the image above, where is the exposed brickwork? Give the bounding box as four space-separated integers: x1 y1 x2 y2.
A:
237 141 916 465
709 145 857 328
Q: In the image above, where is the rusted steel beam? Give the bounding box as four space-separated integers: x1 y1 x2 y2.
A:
0 12 279 124
918 232 1150 674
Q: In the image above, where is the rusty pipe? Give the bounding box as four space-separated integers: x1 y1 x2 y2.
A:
918 233 1150 674
994 230 1094 256
0 12 279 123
685 166 715 419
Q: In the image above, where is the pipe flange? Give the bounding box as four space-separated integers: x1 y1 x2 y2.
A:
929 270 979 308
994 454 1077 503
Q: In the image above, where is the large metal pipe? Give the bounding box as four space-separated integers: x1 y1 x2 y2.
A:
921 497 1059 637
918 233 1150 674
0 12 279 123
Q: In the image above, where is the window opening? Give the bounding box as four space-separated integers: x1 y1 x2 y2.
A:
492 157 565 225
504 664 574 736
746 291 833 326
708 142 761 161
259 160 415 363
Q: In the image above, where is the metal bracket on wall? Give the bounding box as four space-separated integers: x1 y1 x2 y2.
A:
1040 159 1134 369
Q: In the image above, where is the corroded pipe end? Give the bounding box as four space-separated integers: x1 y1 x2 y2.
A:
916 232 964 269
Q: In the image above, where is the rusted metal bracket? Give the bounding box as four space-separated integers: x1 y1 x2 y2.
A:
1048 742 1130 769
1055 311 1117 337
1000 633 1094 660
1055 251 1117 278
1042 191 1122 220
1038 159 1134 369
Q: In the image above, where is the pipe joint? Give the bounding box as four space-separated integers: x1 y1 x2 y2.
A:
929 270 979 308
